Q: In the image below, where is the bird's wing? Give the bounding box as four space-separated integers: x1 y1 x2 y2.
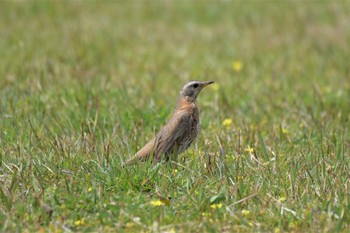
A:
153 111 192 161
123 111 192 166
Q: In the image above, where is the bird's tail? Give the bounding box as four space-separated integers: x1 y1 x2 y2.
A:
122 154 139 167
122 137 156 167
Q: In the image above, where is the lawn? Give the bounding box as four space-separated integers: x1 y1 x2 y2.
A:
1 1 349 232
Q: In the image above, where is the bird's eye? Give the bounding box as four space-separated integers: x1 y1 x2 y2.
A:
193 83 199 88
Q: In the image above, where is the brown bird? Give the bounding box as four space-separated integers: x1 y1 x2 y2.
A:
123 80 214 166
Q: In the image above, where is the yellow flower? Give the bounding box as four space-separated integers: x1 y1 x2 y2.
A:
210 203 223 209
210 83 220 91
226 154 235 161
88 187 92 192
74 218 85 226
259 162 267 167
232 60 243 72
279 196 286 202
245 147 254 153
242 209 250 217
222 118 233 128
126 222 135 228
282 128 288 134
150 200 164 207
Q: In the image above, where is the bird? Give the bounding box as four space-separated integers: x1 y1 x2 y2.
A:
123 80 214 166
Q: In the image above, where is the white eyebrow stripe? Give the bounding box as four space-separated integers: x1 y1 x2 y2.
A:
183 81 199 90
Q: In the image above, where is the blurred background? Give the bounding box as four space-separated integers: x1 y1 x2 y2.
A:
1 1 349 137
1 2 350 232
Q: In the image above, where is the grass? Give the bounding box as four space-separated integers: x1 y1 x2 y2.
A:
1 1 349 232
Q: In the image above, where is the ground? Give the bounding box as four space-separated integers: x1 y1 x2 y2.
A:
1 1 350 232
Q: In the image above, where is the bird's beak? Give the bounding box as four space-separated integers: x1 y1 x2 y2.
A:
201 80 215 87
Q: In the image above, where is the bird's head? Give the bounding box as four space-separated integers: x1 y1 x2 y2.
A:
180 80 214 102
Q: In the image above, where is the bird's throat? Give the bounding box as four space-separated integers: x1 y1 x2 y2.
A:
176 96 196 110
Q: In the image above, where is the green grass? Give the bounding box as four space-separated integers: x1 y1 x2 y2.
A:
1 1 350 232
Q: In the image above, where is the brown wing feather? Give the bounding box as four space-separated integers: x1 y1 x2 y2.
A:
153 111 191 162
